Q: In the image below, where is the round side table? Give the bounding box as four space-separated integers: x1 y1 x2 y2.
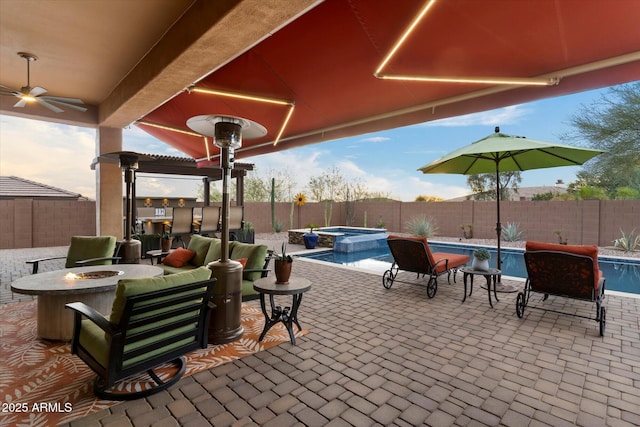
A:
459 266 501 308
253 276 311 345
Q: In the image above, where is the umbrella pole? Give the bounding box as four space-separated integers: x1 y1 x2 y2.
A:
495 164 501 273
492 163 518 293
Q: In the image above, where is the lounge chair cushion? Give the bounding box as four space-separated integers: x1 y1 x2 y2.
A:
525 241 601 290
431 252 471 274
161 247 196 268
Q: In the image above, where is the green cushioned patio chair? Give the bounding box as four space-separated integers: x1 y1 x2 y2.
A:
65 267 215 400
27 235 121 274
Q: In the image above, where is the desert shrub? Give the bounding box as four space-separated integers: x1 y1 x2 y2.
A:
501 222 523 241
405 215 438 238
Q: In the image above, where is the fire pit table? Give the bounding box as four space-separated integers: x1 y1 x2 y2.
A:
11 264 163 340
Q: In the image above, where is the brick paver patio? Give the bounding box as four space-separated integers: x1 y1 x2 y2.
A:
2 244 639 426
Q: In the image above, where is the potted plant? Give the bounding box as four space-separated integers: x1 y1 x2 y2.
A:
272 243 293 284
238 221 255 243
472 248 491 271
303 224 319 249
160 232 173 252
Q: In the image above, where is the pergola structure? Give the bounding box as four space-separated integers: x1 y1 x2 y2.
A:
1 0 639 239
93 153 254 206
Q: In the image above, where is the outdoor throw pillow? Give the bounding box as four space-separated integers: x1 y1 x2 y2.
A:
232 257 248 268
162 247 196 268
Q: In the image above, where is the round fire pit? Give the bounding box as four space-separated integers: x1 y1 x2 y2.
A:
65 270 124 280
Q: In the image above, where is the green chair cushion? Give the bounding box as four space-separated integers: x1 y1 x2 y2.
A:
187 235 215 266
241 279 259 298
160 264 198 275
229 241 268 282
65 236 117 268
203 238 223 265
109 267 212 324
79 317 199 370
79 318 110 368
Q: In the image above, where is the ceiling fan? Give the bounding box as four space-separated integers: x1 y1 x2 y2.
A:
0 52 87 113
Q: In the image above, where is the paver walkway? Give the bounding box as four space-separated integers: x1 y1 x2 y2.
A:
2 244 639 426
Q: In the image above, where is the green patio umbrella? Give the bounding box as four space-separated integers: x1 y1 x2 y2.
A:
418 127 604 289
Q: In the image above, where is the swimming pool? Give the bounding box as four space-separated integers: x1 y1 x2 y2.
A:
289 226 388 252
299 241 640 295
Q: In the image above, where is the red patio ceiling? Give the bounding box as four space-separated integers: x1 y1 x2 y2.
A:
138 0 640 165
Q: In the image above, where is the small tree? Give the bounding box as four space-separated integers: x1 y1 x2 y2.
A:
467 171 522 201
563 82 640 196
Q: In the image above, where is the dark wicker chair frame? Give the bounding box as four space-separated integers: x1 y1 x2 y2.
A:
383 237 468 298
66 278 216 400
517 250 606 336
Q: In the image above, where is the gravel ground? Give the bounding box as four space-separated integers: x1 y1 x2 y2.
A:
255 232 640 259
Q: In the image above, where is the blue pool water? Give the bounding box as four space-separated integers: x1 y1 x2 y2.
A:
300 241 640 295
317 227 388 253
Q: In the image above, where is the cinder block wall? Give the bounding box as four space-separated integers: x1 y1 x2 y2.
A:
244 200 639 247
0 199 638 248
0 199 96 249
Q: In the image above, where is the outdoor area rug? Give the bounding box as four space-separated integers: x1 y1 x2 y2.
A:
0 300 306 426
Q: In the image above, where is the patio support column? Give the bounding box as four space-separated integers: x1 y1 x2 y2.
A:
95 127 123 238
235 171 245 206
203 177 211 206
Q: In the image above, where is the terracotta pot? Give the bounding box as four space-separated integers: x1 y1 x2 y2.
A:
274 259 293 284
160 237 173 252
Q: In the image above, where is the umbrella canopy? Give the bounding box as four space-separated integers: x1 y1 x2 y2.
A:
419 130 604 175
419 128 604 287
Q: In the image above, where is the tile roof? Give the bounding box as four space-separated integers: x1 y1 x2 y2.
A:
0 176 84 199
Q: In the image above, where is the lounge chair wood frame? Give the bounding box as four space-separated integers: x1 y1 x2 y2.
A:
517 250 606 336
66 278 216 400
383 236 469 298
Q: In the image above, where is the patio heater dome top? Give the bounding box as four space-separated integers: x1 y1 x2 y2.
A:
186 115 267 142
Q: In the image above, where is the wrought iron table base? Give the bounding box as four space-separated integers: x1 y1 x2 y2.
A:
461 267 501 308
259 293 304 345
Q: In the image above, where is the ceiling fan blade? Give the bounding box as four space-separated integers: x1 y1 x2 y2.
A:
0 85 20 96
42 95 85 104
13 99 28 107
29 86 48 97
35 98 64 113
43 98 88 112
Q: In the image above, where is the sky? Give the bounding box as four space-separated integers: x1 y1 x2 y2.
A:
0 86 611 202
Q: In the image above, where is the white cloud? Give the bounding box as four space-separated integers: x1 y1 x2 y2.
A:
424 105 531 127
359 136 391 143
0 115 97 198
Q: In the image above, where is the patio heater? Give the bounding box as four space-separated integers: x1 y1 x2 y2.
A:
187 115 266 344
101 152 154 264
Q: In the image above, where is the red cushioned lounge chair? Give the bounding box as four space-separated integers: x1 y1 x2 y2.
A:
383 235 470 298
517 241 606 336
